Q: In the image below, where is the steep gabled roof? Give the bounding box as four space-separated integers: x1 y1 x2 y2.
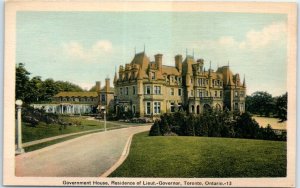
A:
130 52 150 70
162 65 180 76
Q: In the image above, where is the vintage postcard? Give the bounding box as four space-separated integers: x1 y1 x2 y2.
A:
3 1 297 187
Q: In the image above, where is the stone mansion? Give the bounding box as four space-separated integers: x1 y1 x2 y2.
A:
33 51 246 117
114 51 246 117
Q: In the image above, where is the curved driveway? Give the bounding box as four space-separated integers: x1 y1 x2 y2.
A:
15 125 151 177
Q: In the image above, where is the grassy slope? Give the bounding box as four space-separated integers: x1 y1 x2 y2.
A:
110 132 286 178
22 117 119 142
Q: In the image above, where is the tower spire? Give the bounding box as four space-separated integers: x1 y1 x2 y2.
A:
114 66 118 83
144 44 145 53
186 48 188 57
134 47 136 55
243 74 246 87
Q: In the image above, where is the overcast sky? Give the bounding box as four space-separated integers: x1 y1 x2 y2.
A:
16 12 287 96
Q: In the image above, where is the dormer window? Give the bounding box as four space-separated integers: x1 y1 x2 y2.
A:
151 72 156 80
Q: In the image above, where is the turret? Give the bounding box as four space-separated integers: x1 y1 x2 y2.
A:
155 54 163 72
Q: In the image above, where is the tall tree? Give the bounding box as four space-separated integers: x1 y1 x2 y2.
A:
16 63 31 103
275 92 287 122
246 91 275 117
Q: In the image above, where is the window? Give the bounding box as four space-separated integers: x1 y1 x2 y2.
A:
154 102 161 114
146 102 151 115
206 91 209 97
154 86 161 94
178 77 182 83
198 78 201 86
75 98 79 102
234 103 239 110
215 91 218 97
151 72 156 80
171 76 174 83
199 90 203 97
101 94 106 102
217 80 220 86
178 88 182 96
206 80 209 85
191 78 193 84
120 88 123 95
220 91 223 98
191 90 194 96
145 86 151 94
132 105 136 114
240 91 244 97
235 91 238 97
170 102 175 112
178 103 182 110
125 87 129 95
133 86 136 95
170 88 174 95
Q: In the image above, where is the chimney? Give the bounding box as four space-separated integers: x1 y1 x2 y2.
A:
155 54 163 72
197 59 204 72
105 78 110 92
175 55 182 73
96 81 101 93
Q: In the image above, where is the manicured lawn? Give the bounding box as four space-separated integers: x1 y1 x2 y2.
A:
253 116 286 130
110 132 286 177
24 130 102 152
22 116 121 143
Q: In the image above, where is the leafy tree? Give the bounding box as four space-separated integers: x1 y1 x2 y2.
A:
89 85 97 91
55 81 84 92
16 63 31 103
246 91 275 117
234 112 260 139
275 92 287 122
28 76 43 102
15 63 84 103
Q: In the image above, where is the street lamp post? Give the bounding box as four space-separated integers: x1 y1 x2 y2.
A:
104 110 107 132
15 99 25 155
101 106 107 132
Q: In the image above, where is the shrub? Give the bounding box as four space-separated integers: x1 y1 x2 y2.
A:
234 112 260 139
149 120 161 136
148 110 283 141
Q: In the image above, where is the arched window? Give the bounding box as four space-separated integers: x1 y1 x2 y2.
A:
191 105 195 113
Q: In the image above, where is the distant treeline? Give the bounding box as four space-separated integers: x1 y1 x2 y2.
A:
246 91 287 122
149 111 286 141
16 63 84 104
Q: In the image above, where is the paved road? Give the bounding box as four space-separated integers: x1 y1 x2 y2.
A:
15 125 151 177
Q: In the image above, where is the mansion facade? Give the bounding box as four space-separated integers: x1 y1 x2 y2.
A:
32 78 114 115
33 51 246 117
113 52 246 117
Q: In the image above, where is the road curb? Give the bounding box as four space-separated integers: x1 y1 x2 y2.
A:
99 132 134 177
